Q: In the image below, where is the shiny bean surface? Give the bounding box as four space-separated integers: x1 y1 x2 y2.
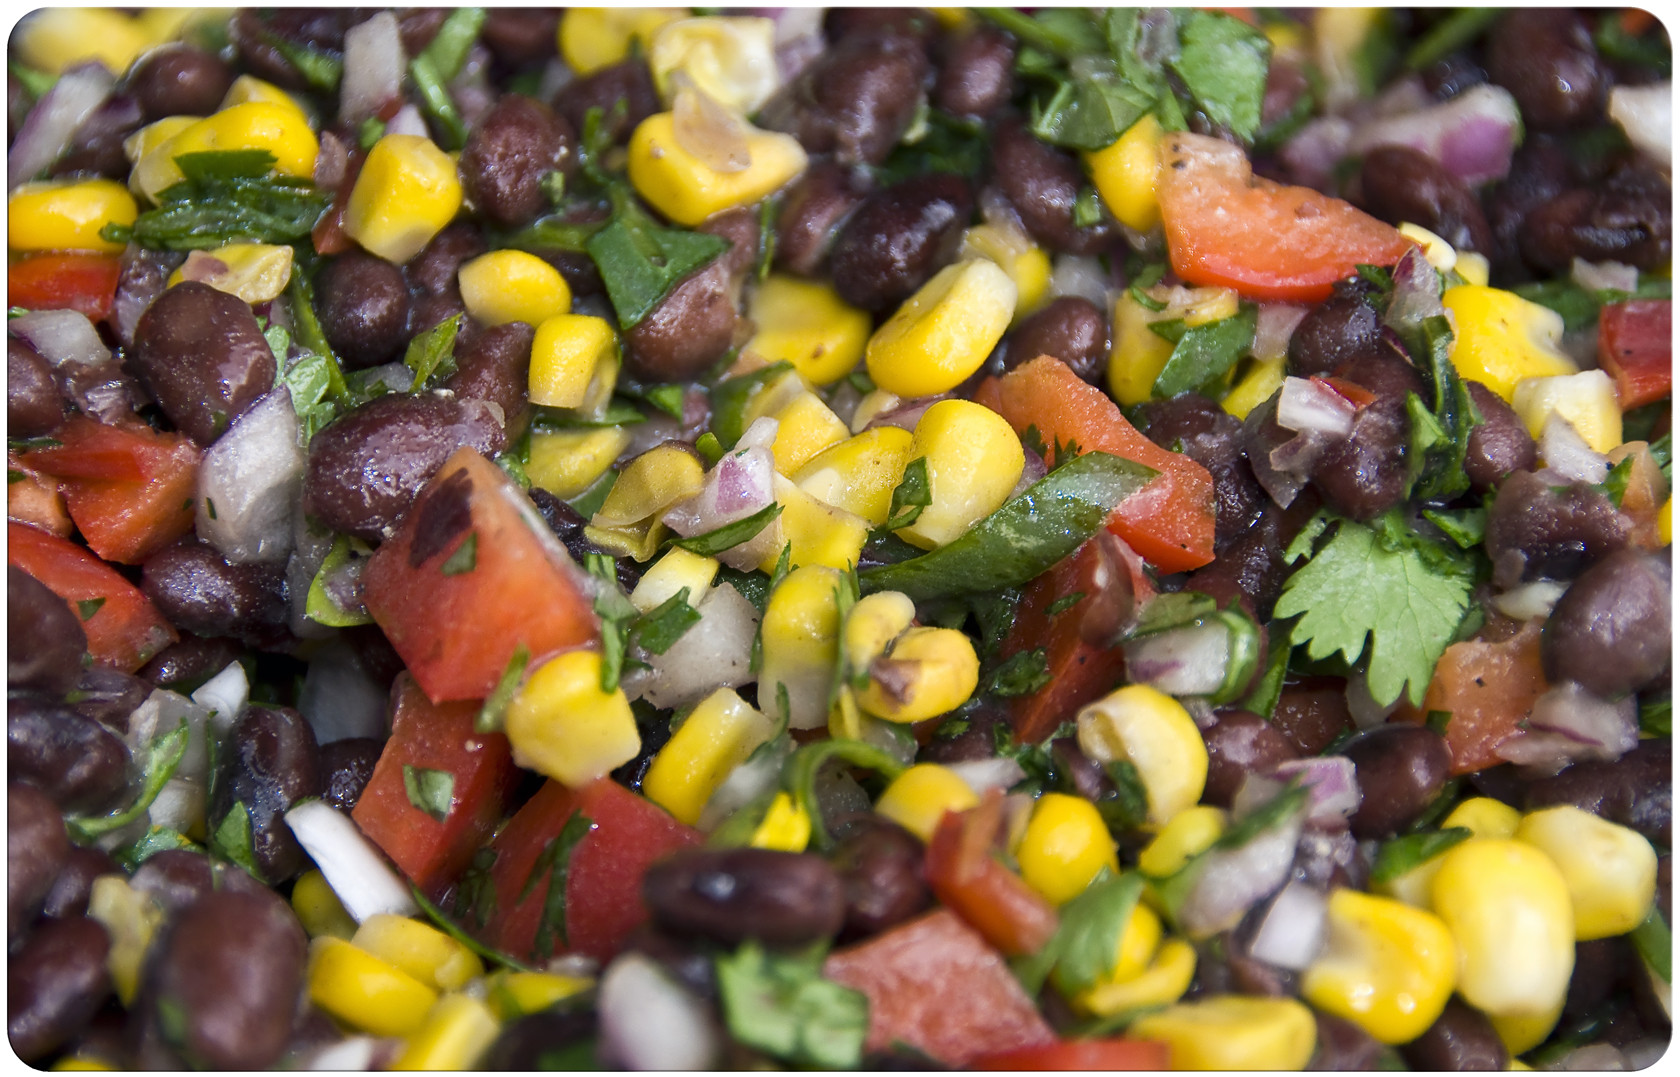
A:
1202 709 1301 808
1342 724 1452 839
7 916 111 1063
42 846 119 921
1526 739 1671 848
208 704 322 883
1462 381 1536 492
318 736 381 813
1399 998 1509 1071
1002 296 1109 383
446 321 536 431
8 338 64 438
1138 393 1266 549
830 172 972 312
1484 471 1632 585
1358 145 1493 253
459 94 576 230
7 697 130 814
130 282 276 445
1541 548 1671 698
1487 9 1607 129
141 541 289 645
829 817 932 941
1287 278 1383 378
774 158 870 278
315 251 413 370
8 782 68 937
8 565 85 694
763 31 928 167
935 25 1016 119
643 847 847 947
994 118 1114 255
128 45 234 122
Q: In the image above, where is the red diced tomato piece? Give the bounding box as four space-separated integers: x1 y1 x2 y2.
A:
7 521 177 672
1397 621 1548 776
8 253 122 323
1598 299 1672 410
970 1037 1172 1071
7 453 73 538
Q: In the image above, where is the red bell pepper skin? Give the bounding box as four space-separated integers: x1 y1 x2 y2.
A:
969 1037 1172 1071
924 799 1059 958
8 252 122 323
350 674 521 895
361 447 600 702
1598 299 1672 410
7 520 177 672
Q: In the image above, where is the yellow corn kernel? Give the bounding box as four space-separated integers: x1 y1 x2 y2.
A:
1108 284 1241 406
528 313 620 411
896 399 1024 550
525 426 632 500
643 687 776 825
86 876 165 1006
1373 855 1445 910
591 443 706 529
1660 496 1672 546
1222 356 1289 421
751 791 813 853
292 869 357 940
1111 900 1165 984
50 1055 119 1071
857 626 980 725
747 275 872 387
1016 793 1121 906
866 259 1016 398
759 564 844 730
559 8 686 76
1515 806 1658 941
1398 223 1458 274
166 243 294 304
486 969 592 1022
14 8 149 76
1456 251 1491 287
1301 889 1457 1045
8 179 137 253
1442 797 1522 840
762 476 871 574
1130 994 1318 1071
630 547 720 615
135 8 199 45
1076 936 1196 1016
1314 8 1387 109
308 936 439 1037
1265 21 1308 53
343 134 462 265
848 389 902 434
1489 999 1564 1057
627 112 807 228
1076 685 1208 827
459 250 572 328
1511 370 1623 454
1429 838 1575 1018
584 520 668 563
875 763 980 842
794 426 917 527
648 16 779 114
220 75 309 123
505 650 641 788
1138 805 1227 878
760 391 851 477
1440 285 1578 401
123 116 200 167
391 993 500 1070
131 102 320 203
842 591 917 677
959 223 1052 323
1086 114 1163 233
351 915 484 994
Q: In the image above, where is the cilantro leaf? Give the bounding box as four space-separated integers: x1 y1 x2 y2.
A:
670 501 782 557
108 151 328 250
715 941 869 1070
209 801 264 879
588 186 731 330
630 588 702 655
528 812 594 954
1369 827 1472 885
985 648 1052 698
476 644 531 734
402 765 456 822
66 718 189 841
404 313 462 392
1169 10 1271 142
1152 305 1257 398
884 456 932 532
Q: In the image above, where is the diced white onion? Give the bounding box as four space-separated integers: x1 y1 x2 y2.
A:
1490 580 1569 623
196 387 305 565
1609 82 1672 165
8 61 114 190
945 757 1028 798
9 308 111 369
1248 881 1329 971
1049 254 1110 308
1178 810 1304 938
597 954 721 1070
1124 621 1232 698
1276 376 1356 438
1571 257 1640 295
190 661 250 740
340 11 405 125
627 581 760 711
1344 672 1397 731
284 799 419 923
1537 413 1611 485
384 103 429 138
696 733 792 832
1252 303 1310 364
302 1036 384 1072
671 82 753 173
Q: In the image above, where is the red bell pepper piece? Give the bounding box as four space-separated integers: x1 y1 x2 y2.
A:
924 794 1059 958
970 1037 1172 1071
7 520 176 672
8 252 122 323
1598 299 1672 410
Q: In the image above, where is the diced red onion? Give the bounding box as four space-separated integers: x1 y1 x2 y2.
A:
1124 621 1232 698
628 582 761 711
1609 83 1671 165
864 394 950 434
1243 404 1316 507
1009 449 1047 499
1278 115 1353 191
113 247 182 346
9 308 110 368
1253 303 1310 363
197 388 306 564
449 44 496 131
298 643 390 744
1178 809 1304 938
1049 253 1111 308
946 757 1028 798
1536 413 1611 485
1570 257 1639 295
340 11 405 125
284 800 420 923
1383 246 1445 335
1490 580 1568 623
768 6 824 82
1272 756 1362 826
1524 681 1638 759
1348 84 1522 187
1276 376 1356 437
598 954 721 1070
8 62 114 190
1248 881 1329 971
385 102 429 138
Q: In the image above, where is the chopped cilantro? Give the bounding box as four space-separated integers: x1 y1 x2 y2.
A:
209 801 263 879
715 941 869 1069
985 648 1052 698
76 597 106 621
404 313 462 392
103 150 328 250
1369 827 1472 885
476 644 531 735
527 812 594 954
588 186 731 330
631 588 702 656
1013 868 1143 996
1152 305 1257 398
66 719 189 841
402 766 456 822
671 501 783 557
439 532 478 576
883 456 932 532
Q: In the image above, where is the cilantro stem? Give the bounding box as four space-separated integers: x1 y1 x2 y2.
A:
1404 8 1502 70
973 7 1092 58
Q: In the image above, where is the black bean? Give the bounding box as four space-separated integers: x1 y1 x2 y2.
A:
552 59 660 146
774 158 871 278
139 634 247 692
303 392 506 541
1358 145 1493 253
406 221 487 299
315 251 413 370
1519 163 1673 274
8 697 130 814
1542 549 1671 698
1287 278 1383 378
622 265 736 383
42 845 119 921
8 565 84 694
1002 296 1109 383
394 8 447 58
128 45 234 122
1137 393 1266 550
828 818 932 941
318 737 382 813
1485 136 1578 274
130 281 276 445
830 172 972 312
1308 403 1410 521
1487 10 1606 130
1201 709 1301 809
1565 937 1630 1022
1420 52 1488 101
483 1007 598 1070
1462 381 1536 492
481 8 562 70
229 9 348 92
762 31 928 167
701 206 764 284
994 118 1115 255
52 93 144 179
7 916 112 1062
643 847 847 947
8 782 68 938
824 8 937 44
1308 1011 1385 1071
7 338 63 438
208 704 322 883
1184 492 1322 622
1526 739 1672 848
1484 471 1631 585
141 540 288 645
1270 677 1355 757
130 849 221 915
1399 998 1508 1071
1341 724 1452 839
527 489 642 592
69 668 152 731
918 701 1008 765
935 25 1016 119
460 94 576 230
446 321 535 432
1052 735 1118 805
149 888 307 1070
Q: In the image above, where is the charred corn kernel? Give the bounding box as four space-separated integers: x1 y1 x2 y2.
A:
1455 251 1490 287
628 112 807 228
753 391 850 476
166 243 294 304
644 687 776 825
761 476 871 574
867 259 1016 398
876 763 981 841
746 275 871 386
1109 284 1241 405
1398 223 1458 273
14 8 149 75
1301 889 1457 1045
1077 936 1196 1016
486 969 592 1021
351 915 484 993
795 426 917 526
896 399 1024 550
1222 356 1288 421
751 791 813 852
1130 994 1318 1071
1490 1000 1564 1057
391 993 499 1070
505 650 641 787
848 389 901 434
1086 114 1164 233
1077 685 1208 827
529 313 619 410
760 564 844 730
87 875 165 1006
559 8 686 76
1017 793 1122 905
959 222 1052 323
221 75 309 123
1429 838 1574 1018
292 869 358 940
1138 805 1228 878
525 426 632 499
1515 806 1658 941
8 179 137 253
648 17 779 113
857 626 980 725
630 547 720 614
1511 370 1623 454
308 936 438 1037
131 102 320 203
343 134 462 264
1442 797 1522 840
459 251 572 328
842 591 917 676
1441 285 1577 401
592 443 705 528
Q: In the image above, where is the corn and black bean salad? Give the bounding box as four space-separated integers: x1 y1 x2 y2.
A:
5 5 1674 1070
